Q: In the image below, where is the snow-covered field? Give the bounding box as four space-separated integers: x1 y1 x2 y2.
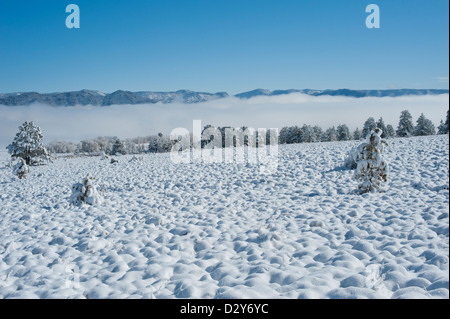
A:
0 135 448 299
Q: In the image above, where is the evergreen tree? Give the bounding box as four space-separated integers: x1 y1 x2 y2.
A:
354 129 389 193
376 117 387 138
279 127 290 144
353 127 362 140
110 139 125 155
385 124 396 138
437 110 449 134
147 136 159 153
322 126 338 142
291 126 302 144
396 110 414 137
337 124 351 141
362 117 377 138
312 126 323 143
414 113 436 136
6 121 50 165
301 124 314 143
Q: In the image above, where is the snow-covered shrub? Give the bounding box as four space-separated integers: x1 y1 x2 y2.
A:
354 129 389 193
13 158 29 179
70 175 103 206
344 142 367 169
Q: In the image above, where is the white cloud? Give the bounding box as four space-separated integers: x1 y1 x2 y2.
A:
0 93 448 148
437 76 449 83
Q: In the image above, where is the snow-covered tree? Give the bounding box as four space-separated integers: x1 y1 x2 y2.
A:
312 126 323 143
337 124 351 141
385 124 396 138
396 110 414 137
353 127 362 140
6 121 50 165
437 110 449 135
70 175 103 206
110 139 125 155
362 117 377 138
157 135 173 153
322 126 338 142
414 113 436 136
376 117 387 138
354 129 389 193
290 126 302 144
80 139 99 154
301 124 315 143
147 135 159 153
279 126 293 144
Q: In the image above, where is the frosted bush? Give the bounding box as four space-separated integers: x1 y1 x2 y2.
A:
13 158 29 179
354 129 389 193
344 142 367 169
70 175 104 206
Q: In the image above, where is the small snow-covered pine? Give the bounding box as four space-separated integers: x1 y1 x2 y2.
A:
70 175 104 206
12 158 29 179
354 129 389 193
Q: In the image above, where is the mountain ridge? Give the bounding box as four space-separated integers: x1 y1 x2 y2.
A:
0 88 447 106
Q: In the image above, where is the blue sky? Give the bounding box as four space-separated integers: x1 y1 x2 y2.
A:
0 0 448 94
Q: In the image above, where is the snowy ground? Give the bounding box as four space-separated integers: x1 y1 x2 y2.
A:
0 135 448 299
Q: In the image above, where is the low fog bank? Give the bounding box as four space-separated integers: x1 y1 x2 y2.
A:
0 93 448 148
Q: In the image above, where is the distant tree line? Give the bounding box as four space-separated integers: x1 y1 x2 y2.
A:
279 109 448 144
46 109 449 154
47 134 172 155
